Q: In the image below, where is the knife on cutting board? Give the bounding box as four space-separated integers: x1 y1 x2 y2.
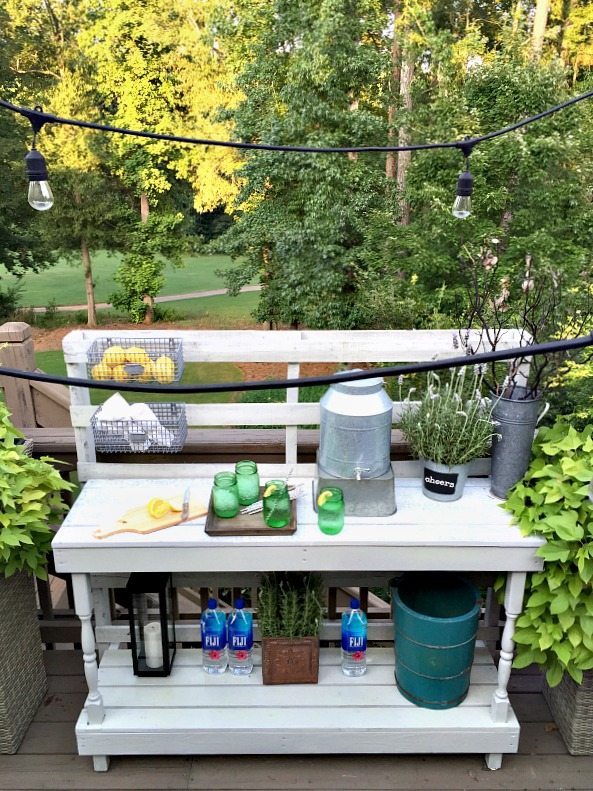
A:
92 489 207 539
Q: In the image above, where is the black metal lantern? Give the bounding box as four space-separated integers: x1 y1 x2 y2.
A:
126 572 177 676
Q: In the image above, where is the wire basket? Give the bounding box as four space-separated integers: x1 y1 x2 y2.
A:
87 337 184 383
91 402 188 453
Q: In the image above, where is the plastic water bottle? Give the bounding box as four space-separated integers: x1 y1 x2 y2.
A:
227 598 254 675
341 598 368 676
200 598 227 674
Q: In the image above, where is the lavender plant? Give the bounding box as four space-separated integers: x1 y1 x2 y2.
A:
399 367 497 467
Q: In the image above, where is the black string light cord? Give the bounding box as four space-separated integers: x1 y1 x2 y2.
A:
0 334 591 395
2 86 593 155
2 91 593 394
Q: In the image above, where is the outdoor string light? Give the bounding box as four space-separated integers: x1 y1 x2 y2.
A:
22 105 53 211
2 87 593 213
452 140 474 219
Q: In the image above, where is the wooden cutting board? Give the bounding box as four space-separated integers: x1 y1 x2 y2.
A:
93 495 208 539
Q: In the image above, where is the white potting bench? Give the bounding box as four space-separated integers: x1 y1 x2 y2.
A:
52 329 544 772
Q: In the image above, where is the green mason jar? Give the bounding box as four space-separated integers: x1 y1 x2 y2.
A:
262 480 291 528
317 487 345 535
234 460 260 506
212 472 240 518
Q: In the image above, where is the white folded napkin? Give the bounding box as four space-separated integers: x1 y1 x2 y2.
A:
128 403 175 447
129 403 160 422
95 394 175 448
95 392 133 421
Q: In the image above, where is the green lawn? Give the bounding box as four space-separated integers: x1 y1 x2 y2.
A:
2 252 248 308
35 351 244 405
160 290 260 321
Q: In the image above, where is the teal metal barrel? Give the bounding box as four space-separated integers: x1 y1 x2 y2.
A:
391 573 480 710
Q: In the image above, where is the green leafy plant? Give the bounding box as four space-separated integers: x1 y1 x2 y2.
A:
258 572 324 638
502 420 593 687
398 367 497 466
0 404 74 579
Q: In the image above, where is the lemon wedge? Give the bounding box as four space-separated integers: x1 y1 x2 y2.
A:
317 490 333 508
167 495 184 513
147 497 172 519
263 484 277 498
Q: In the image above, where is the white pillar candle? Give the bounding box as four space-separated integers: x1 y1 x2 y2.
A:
143 621 163 668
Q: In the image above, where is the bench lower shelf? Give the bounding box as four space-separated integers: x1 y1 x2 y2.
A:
75 646 519 762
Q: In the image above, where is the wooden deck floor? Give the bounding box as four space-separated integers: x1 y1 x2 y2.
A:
1 651 592 791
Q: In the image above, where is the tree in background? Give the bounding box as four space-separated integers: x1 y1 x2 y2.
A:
1 0 592 334
0 3 57 319
2 0 137 325
109 212 185 323
218 0 390 328
79 0 241 322
354 11 593 329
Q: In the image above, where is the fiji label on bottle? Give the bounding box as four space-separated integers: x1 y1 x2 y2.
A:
229 630 254 651
342 632 367 653
228 612 253 651
201 619 227 651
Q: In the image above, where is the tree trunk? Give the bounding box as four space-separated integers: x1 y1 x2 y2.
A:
140 193 150 224
348 98 359 162
142 294 155 325
73 190 97 327
512 1 523 33
531 0 551 60
386 7 401 181
139 193 154 325
396 54 414 226
80 237 97 327
558 0 575 69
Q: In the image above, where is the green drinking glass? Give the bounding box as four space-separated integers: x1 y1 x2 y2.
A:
235 460 260 506
212 472 240 518
317 487 345 535
262 480 291 528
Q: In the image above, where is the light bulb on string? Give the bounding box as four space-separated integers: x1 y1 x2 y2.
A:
25 147 54 211
452 144 473 219
23 106 54 211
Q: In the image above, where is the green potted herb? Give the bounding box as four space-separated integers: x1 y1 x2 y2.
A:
399 367 496 501
258 572 324 684
502 419 593 754
0 403 73 753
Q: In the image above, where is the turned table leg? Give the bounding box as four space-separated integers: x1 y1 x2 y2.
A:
72 573 105 725
491 570 527 722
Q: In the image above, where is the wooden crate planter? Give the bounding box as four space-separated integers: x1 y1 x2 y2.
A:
262 637 319 685
0 573 47 753
543 671 593 755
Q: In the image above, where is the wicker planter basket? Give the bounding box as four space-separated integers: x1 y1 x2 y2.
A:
543 671 593 755
0 573 47 753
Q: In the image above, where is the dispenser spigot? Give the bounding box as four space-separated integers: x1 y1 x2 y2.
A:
354 466 371 481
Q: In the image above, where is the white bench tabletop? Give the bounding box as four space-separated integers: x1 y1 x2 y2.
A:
52 475 544 575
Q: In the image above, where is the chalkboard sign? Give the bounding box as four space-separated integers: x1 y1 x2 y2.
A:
423 467 459 497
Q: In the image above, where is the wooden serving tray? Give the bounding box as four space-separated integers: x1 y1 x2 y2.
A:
204 489 297 537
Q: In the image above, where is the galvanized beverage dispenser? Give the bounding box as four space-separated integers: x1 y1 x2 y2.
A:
317 372 396 515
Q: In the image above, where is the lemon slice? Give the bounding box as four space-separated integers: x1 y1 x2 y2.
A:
167 495 184 513
263 484 277 498
317 490 333 507
147 498 172 519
